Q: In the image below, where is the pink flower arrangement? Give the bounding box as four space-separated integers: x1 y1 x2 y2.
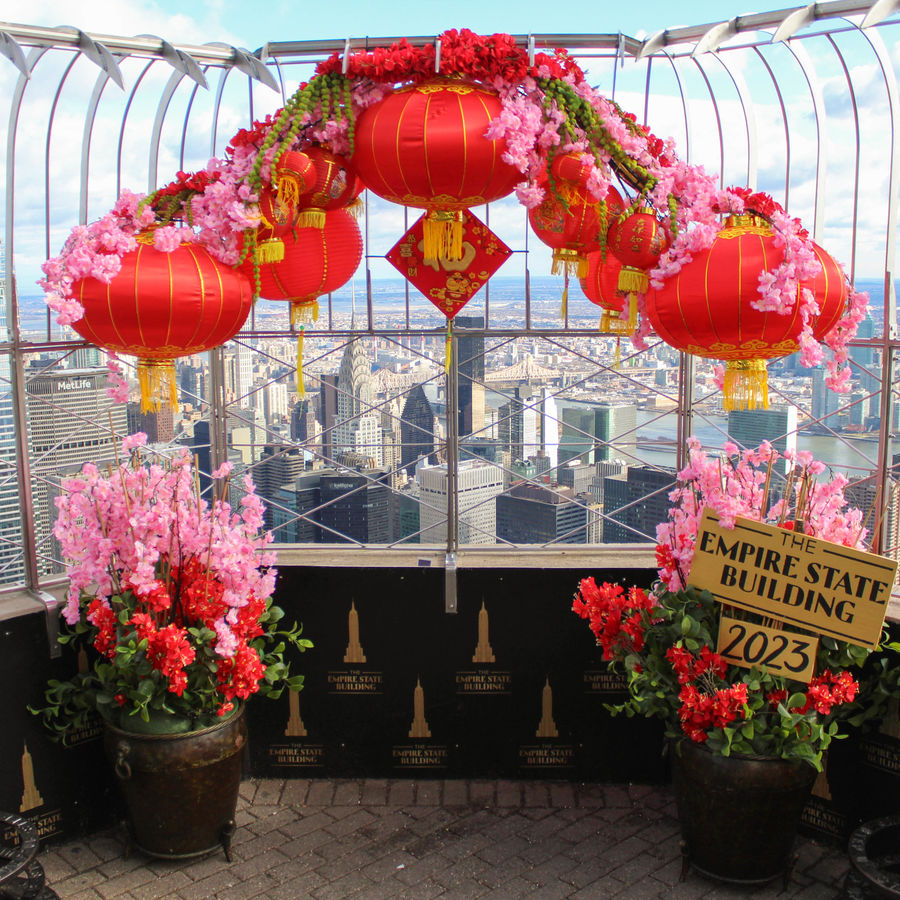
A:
36 435 311 733
655 437 867 592
573 438 896 767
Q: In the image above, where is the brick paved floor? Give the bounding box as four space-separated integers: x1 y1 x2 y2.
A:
38 779 849 899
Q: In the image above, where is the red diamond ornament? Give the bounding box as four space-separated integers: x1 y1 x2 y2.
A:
386 210 512 319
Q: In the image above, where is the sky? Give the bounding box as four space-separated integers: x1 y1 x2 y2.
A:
0 0 786 49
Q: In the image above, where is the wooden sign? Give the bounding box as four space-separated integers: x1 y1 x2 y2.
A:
689 509 897 649
716 615 818 683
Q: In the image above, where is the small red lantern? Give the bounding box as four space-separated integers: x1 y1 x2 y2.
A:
580 250 635 334
292 145 364 228
353 77 520 264
808 243 848 340
256 150 318 262
249 207 363 325
645 215 846 410
607 207 668 294
528 155 624 279
70 241 253 411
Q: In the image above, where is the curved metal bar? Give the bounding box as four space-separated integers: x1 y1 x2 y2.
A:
657 50 692 164
116 60 155 199
44 54 81 242
689 56 726 188
51 26 124 89
80 60 123 224
208 63 234 160
708 50 757 188
824 32 862 282
751 45 792 209
178 71 212 173
148 69 189 193
779 40 827 241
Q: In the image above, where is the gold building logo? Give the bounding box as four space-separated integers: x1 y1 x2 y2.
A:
344 601 366 664
19 743 43 812
535 678 559 738
472 602 495 663
408 678 432 739
284 688 307 737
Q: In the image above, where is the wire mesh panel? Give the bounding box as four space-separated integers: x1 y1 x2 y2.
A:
1 6 899 592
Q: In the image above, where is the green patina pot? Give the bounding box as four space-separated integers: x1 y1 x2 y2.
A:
103 705 247 860
671 739 817 886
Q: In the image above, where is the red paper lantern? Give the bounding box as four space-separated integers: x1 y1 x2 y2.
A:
580 250 637 334
248 207 362 325
353 77 520 264
292 145 364 228
70 242 253 411
529 156 624 279
256 150 318 262
808 243 848 340
607 207 668 294
645 215 846 409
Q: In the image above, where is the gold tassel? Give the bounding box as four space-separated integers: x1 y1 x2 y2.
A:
257 237 285 263
614 337 621 369
137 359 178 414
551 248 587 279
600 294 638 336
723 359 769 411
445 319 452 375
296 208 326 229
278 172 301 208
617 266 649 294
561 274 568 320
423 211 464 264
290 300 319 326
345 197 365 219
296 329 305 398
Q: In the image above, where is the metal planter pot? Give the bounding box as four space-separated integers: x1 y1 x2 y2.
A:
103 706 247 860
671 739 817 886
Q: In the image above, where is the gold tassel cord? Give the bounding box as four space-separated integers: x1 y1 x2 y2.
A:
617 266 649 294
296 328 306 398
614 336 621 369
445 319 453 375
423 211 464 265
723 359 769 411
137 359 178 414
551 249 588 280
256 237 285 263
296 208 326 229
290 300 319 326
278 172 302 208
561 273 568 320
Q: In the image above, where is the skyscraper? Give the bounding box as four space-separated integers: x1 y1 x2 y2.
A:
400 383 436 476
602 466 676 543
727 406 798 471
559 402 637 465
256 443 307 532
418 460 503 545
335 338 382 465
498 388 538 462
319 470 391 543
496 482 589 544
456 315 485 439
26 366 128 573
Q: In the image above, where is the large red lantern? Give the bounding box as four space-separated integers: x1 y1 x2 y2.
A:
248 207 363 325
607 207 668 294
645 215 847 410
70 241 253 411
353 77 520 265
529 155 624 279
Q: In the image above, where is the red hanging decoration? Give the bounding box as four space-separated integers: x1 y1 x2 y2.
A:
70 241 253 412
256 150 318 262
607 207 668 294
292 145 364 229
352 77 520 265
248 207 363 325
385 209 511 319
807 243 848 340
645 215 847 410
580 250 637 334
529 155 623 280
